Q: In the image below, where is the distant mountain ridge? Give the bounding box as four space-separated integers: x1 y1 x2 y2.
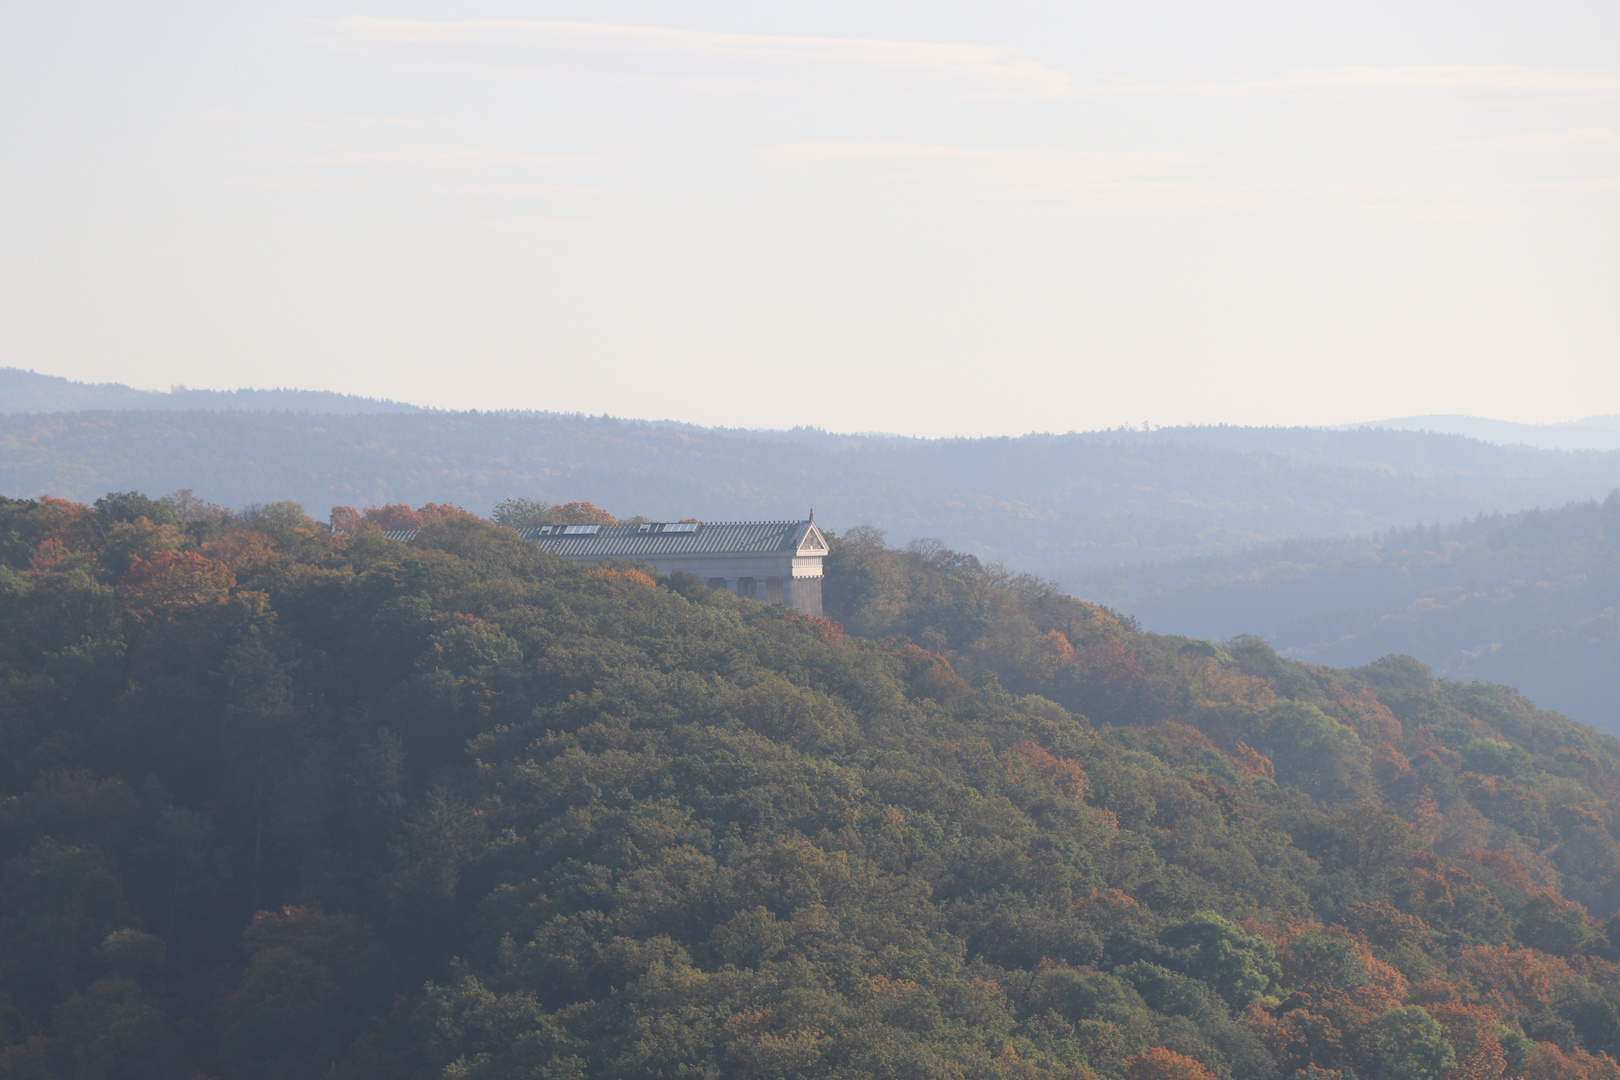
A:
1085 493 1620 732
3 409 1619 586
0 367 423 415
1348 413 1620 452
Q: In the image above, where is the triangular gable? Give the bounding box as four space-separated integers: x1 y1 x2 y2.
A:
796 522 827 554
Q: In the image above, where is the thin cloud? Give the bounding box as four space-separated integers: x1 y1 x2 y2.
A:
1080 65 1620 101
772 142 1211 178
967 177 1620 218
325 17 1074 98
1437 127 1620 153
230 175 361 188
244 149 610 168
321 23 1620 104
448 183 623 199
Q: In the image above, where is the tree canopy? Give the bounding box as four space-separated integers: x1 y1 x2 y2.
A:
3 492 1620 1080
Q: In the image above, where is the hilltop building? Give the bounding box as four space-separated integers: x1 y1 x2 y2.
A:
379 517 828 616
524 517 828 616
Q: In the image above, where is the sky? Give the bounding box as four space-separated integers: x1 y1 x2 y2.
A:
2 1 1618 437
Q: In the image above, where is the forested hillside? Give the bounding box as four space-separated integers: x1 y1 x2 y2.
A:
4 405 1619 583
6 492 1620 1079
1086 494 1620 735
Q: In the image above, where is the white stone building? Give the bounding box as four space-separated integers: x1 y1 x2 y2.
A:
519 517 828 616
378 516 830 616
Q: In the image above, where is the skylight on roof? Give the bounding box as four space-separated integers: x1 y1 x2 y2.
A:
561 524 600 535
663 522 699 533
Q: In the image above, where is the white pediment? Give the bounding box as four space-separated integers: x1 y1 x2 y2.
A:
797 522 827 555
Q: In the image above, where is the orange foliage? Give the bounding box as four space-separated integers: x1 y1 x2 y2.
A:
1429 1001 1507 1080
1520 1043 1620 1080
1416 746 1467 773
1013 740 1087 799
1396 859 1509 936
28 536 68 575
1125 1047 1219 1080
1450 945 1557 1014
1469 776 1549 834
1373 743 1413 786
1328 690 1404 745
328 506 376 534
1229 742 1276 780
1244 1005 1346 1075
1035 629 1075 682
343 502 472 532
588 567 657 590
1071 888 1142 930
202 531 277 571
1344 900 1431 952
1409 787 1444 844
888 641 972 703
36 495 100 549
1459 850 1536 893
1147 722 1217 756
117 551 235 621
1072 635 1144 694
549 501 617 525
361 504 423 530
794 616 847 643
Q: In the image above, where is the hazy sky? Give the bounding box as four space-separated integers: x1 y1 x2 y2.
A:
3 2 1618 435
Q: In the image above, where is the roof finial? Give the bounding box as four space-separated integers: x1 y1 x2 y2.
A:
809 508 815 523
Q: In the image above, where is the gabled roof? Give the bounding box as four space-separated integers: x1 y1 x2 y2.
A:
522 520 824 558
368 520 828 559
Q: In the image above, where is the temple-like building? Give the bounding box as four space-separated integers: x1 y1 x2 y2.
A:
521 517 827 616
378 516 828 616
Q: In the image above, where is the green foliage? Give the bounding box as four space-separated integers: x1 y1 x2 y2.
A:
0 494 1618 1079
1354 1006 1456 1080
1157 912 1282 1009
92 492 177 528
